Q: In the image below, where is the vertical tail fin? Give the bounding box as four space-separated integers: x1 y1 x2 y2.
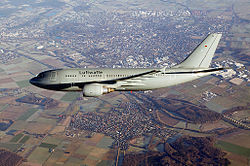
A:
174 33 222 68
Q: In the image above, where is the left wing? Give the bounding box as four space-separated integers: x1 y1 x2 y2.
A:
75 69 160 88
105 69 159 82
115 69 160 88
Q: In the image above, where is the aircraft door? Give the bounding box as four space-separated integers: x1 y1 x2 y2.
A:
50 71 57 82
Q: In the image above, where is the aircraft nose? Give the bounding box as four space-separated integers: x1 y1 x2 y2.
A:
29 77 39 86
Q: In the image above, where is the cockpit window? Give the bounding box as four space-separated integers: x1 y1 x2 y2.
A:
37 73 44 78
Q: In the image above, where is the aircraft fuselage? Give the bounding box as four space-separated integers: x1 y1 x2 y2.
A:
30 33 225 97
30 67 221 91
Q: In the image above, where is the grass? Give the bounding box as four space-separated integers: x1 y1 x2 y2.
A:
28 147 51 164
61 92 79 102
36 117 57 125
8 120 28 130
0 143 22 152
18 108 38 121
174 121 186 128
16 80 30 88
97 160 114 166
76 144 94 156
0 104 8 112
215 140 250 157
64 157 83 166
19 135 30 144
43 136 62 145
39 142 57 149
10 133 24 143
45 150 64 164
97 136 114 149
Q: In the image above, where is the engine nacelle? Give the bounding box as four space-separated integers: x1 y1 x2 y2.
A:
82 83 114 97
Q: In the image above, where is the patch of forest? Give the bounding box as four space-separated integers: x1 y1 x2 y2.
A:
0 149 24 166
16 94 59 108
133 93 222 124
123 136 230 166
222 103 250 116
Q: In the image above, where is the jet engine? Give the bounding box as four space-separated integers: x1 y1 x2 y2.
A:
82 83 114 97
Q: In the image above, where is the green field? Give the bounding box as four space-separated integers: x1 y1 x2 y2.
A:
28 147 51 164
19 135 30 144
61 92 79 101
46 150 65 164
215 140 250 157
39 142 57 149
0 143 22 152
174 121 186 128
187 123 201 131
8 120 28 130
10 133 24 143
45 108 65 115
43 136 63 145
97 160 114 166
0 104 8 112
97 136 114 149
18 108 38 121
36 117 57 125
76 144 94 156
64 157 83 166
16 80 30 88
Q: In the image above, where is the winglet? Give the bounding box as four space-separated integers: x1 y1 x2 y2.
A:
174 33 222 68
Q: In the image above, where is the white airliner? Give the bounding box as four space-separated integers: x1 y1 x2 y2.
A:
30 33 225 97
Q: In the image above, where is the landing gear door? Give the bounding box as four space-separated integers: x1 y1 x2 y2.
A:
50 71 57 82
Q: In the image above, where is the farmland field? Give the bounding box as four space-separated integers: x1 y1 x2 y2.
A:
18 108 38 121
215 140 250 157
10 133 24 143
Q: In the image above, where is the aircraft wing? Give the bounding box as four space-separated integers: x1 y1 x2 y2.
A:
106 70 160 88
100 69 160 85
75 69 160 89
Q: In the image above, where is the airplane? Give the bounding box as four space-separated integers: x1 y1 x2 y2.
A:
30 33 225 97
